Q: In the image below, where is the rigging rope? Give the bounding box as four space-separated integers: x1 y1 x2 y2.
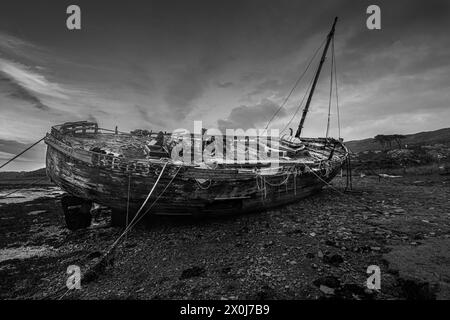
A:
325 38 334 138
263 38 327 133
195 178 212 190
332 37 341 139
280 69 316 134
0 136 45 170
261 172 291 187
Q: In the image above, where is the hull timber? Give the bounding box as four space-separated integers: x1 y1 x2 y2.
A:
45 121 349 216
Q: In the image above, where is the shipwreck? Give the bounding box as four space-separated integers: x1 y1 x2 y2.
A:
44 17 349 230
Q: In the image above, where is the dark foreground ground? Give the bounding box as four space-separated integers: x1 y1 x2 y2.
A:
0 174 449 300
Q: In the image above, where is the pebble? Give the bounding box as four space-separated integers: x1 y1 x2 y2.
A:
319 285 335 295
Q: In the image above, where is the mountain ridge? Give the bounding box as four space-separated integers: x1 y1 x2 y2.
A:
345 127 450 153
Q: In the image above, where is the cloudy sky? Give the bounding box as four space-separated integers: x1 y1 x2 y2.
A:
1 0 449 171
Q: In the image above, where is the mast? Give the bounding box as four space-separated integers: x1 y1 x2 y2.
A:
295 17 338 138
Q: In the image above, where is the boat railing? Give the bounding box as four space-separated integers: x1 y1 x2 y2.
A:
51 121 99 136
46 121 349 174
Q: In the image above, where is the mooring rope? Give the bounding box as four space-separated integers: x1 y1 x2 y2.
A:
138 165 182 218
125 173 131 240
0 136 48 200
293 171 297 195
55 162 183 300
105 162 168 251
0 136 45 170
303 162 384 215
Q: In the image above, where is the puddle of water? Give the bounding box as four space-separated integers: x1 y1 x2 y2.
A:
0 245 55 263
0 187 64 205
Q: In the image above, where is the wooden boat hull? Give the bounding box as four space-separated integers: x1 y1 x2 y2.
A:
44 19 348 222
45 122 348 217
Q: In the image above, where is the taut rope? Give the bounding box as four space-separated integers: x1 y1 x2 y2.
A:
264 38 327 133
0 136 45 170
56 162 182 300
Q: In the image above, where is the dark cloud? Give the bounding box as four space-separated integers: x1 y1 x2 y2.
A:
135 104 151 122
0 71 50 111
0 139 30 155
247 79 283 97
0 138 46 165
218 98 286 130
164 66 207 120
134 104 167 127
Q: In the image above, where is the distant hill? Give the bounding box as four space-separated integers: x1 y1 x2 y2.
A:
0 168 51 186
0 168 47 179
345 128 450 153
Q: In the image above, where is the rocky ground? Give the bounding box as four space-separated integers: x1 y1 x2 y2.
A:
0 174 449 300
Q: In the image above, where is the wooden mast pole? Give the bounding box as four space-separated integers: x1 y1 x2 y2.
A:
295 17 338 138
